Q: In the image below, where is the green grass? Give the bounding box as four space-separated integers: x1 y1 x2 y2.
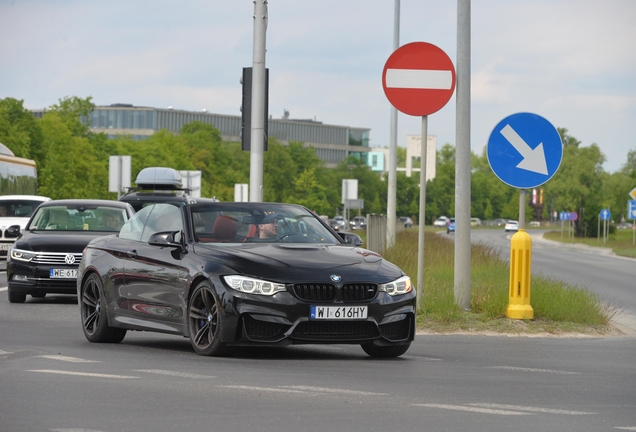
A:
381 229 618 335
543 227 636 259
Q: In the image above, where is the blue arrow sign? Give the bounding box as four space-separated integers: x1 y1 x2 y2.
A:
628 200 636 220
600 209 611 221
487 112 563 189
560 211 569 221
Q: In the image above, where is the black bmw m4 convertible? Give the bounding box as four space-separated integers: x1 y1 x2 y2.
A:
77 200 416 357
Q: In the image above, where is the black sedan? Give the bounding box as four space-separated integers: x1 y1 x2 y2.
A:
77 201 416 357
7 199 135 303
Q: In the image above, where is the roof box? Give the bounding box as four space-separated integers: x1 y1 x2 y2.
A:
135 167 183 190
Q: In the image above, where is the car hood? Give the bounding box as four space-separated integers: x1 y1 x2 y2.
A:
13 230 114 253
0 217 30 230
194 243 404 284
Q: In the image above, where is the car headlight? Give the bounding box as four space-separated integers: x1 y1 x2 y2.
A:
223 275 286 296
379 275 413 296
10 248 36 262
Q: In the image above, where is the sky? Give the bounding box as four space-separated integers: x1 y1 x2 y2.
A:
1 0 635 174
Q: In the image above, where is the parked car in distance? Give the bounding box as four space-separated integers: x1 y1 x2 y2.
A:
470 217 482 227
399 216 413 228
528 221 541 227
617 221 633 229
6 199 135 303
77 201 415 357
433 216 449 227
504 220 519 232
330 215 349 231
446 217 455 234
350 215 367 230
493 218 506 226
0 195 51 260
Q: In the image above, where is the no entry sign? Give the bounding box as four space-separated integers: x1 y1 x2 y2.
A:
382 42 456 116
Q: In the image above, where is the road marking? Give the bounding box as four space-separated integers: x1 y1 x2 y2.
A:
615 427 636 430
281 386 388 396
219 385 307 394
135 369 216 379
0 350 14 355
28 370 138 379
488 366 580 375
0 287 7 292
385 69 453 90
412 403 530 415
469 403 596 415
38 355 99 363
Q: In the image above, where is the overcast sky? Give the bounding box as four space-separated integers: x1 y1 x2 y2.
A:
1 0 634 173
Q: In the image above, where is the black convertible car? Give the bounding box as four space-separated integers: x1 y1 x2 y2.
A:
77 201 416 357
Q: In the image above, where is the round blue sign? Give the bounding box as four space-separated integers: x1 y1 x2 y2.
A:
487 112 563 188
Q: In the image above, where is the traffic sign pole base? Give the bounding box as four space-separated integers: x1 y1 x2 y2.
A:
506 304 534 320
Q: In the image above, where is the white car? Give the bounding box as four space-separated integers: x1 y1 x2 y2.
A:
0 195 51 259
433 216 449 227
504 220 519 232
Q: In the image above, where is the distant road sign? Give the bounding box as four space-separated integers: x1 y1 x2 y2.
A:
600 209 611 221
382 42 456 116
569 212 578 221
487 113 563 189
630 188 636 200
629 200 636 220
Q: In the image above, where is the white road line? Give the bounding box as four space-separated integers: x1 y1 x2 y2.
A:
135 369 216 379
615 427 636 430
470 403 596 415
28 369 138 379
488 366 580 375
281 386 388 396
38 355 99 363
219 385 307 394
0 350 14 355
385 69 453 90
0 287 7 292
412 403 530 416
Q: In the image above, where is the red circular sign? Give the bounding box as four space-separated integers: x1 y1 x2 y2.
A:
382 42 456 116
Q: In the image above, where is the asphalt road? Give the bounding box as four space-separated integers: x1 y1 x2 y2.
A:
1 230 636 431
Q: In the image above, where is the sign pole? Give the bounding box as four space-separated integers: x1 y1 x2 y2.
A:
416 115 428 309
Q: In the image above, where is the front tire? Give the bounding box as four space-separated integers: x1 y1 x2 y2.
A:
81 273 126 343
361 342 411 358
8 290 26 304
187 282 229 356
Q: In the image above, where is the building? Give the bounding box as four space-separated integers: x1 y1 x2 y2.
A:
33 104 372 168
370 135 437 181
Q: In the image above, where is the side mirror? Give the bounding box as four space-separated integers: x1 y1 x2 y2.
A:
6 225 21 237
338 232 363 246
148 231 184 249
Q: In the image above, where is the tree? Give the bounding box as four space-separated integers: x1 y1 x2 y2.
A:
0 98 44 161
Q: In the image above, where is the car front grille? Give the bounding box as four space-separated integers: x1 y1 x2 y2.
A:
292 321 379 340
293 283 378 302
31 252 83 266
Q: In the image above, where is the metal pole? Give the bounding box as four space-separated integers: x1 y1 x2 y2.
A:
249 0 267 202
416 116 428 310
386 0 400 249
454 0 471 310
519 189 526 229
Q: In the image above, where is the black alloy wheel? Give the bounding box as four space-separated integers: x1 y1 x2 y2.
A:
81 273 127 343
188 282 229 356
361 342 411 358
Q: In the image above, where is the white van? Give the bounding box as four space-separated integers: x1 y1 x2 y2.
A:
0 195 51 258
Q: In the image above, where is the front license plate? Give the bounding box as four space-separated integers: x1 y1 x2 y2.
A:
310 305 368 320
0 243 11 251
50 268 78 278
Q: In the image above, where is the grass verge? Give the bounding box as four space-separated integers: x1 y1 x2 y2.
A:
383 229 619 336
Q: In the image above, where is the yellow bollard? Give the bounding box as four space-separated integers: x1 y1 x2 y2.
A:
506 229 534 319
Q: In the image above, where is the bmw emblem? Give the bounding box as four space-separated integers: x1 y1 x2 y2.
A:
64 254 76 265
330 274 341 282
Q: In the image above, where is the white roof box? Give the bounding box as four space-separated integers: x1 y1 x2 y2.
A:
135 167 183 190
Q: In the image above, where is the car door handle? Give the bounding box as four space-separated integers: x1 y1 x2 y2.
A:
127 250 138 259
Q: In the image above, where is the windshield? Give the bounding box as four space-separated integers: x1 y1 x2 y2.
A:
191 203 341 244
28 205 128 232
0 200 46 218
